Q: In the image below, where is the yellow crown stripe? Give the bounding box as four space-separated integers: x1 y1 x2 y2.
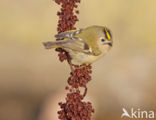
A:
105 28 111 40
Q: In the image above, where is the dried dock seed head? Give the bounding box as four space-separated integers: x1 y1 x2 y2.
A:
55 0 94 120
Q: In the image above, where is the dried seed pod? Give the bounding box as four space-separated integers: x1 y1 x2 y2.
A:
55 0 94 120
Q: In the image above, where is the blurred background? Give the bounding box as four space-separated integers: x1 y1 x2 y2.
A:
0 0 156 120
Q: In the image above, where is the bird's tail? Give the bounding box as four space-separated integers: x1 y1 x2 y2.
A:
43 41 64 49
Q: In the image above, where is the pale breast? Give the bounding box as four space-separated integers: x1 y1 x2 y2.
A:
69 51 104 65
64 46 110 65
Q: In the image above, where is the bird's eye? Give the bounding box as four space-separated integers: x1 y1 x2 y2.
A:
101 38 105 42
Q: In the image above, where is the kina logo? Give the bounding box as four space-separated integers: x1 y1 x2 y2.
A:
121 108 155 119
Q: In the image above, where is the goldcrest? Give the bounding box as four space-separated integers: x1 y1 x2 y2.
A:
43 25 113 65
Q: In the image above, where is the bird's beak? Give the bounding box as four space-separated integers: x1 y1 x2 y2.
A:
103 41 113 46
108 43 112 46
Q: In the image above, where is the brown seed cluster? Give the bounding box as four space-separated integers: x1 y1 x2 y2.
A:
68 65 92 89
54 0 94 120
55 0 80 33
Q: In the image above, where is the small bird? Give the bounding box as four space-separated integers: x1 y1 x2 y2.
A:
43 25 113 65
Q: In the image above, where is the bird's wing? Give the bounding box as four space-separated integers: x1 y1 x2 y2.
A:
54 29 101 56
61 37 93 55
54 29 95 55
